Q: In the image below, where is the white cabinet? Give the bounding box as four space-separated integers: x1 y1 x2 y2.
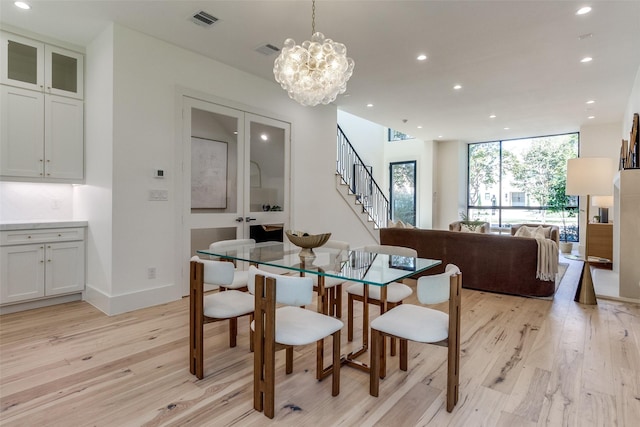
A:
0 31 84 182
0 227 85 306
1 32 83 99
1 85 84 180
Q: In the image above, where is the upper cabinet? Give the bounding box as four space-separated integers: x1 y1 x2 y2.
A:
1 32 83 99
0 31 84 182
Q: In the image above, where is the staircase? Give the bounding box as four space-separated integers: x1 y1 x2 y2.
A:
336 125 390 240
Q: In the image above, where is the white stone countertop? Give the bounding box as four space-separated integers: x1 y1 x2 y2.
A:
0 220 88 231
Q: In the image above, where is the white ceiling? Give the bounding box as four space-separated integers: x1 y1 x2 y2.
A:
2 0 639 143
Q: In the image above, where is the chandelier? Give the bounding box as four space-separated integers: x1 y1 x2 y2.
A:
273 0 354 107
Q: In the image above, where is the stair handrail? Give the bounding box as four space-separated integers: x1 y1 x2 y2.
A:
337 125 390 228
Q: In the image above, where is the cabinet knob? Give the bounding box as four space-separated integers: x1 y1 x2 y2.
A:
28 236 32 239
58 234 61 237
47 259 51 262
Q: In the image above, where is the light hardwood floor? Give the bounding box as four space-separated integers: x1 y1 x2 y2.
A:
1 259 639 426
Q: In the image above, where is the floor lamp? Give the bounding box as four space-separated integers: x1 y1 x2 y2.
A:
565 157 614 305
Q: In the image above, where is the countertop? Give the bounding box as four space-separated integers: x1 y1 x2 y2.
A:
0 220 88 231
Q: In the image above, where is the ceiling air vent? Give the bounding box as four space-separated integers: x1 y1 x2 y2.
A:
190 10 219 27
256 43 281 56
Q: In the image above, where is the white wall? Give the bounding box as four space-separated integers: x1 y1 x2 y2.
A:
0 182 74 220
434 140 467 230
383 138 435 228
75 24 115 308
78 24 372 314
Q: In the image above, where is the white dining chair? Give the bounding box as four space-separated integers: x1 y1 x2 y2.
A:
346 244 417 355
189 257 255 380
208 238 255 291
311 239 350 317
369 264 462 412
249 265 344 419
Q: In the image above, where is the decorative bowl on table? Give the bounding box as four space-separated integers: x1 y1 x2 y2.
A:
285 230 331 260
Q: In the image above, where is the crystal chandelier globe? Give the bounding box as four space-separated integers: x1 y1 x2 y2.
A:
273 2 354 107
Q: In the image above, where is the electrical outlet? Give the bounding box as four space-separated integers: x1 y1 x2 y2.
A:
147 267 156 279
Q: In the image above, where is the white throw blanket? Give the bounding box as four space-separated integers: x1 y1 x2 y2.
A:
536 238 559 281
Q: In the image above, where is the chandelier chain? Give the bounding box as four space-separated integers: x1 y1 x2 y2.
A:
311 0 316 35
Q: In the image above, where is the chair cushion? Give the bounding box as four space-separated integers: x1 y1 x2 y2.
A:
203 290 254 319
371 304 449 343
252 306 343 346
345 282 412 303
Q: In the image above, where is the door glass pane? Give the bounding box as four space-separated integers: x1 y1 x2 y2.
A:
7 41 38 84
191 108 239 214
390 161 416 226
51 52 77 93
249 121 284 212
190 227 239 257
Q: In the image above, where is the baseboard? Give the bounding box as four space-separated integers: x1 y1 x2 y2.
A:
84 283 182 316
0 293 83 315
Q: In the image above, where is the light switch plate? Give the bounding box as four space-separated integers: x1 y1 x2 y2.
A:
148 190 168 201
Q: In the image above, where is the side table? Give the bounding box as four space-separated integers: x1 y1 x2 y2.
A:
563 254 612 305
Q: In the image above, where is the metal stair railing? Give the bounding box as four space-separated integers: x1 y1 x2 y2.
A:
337 125 390 228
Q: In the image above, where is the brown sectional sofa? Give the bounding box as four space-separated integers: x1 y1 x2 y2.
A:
380 227 555 297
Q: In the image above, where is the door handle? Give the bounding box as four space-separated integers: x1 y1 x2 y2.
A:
245 217 257 222
235 217 244 222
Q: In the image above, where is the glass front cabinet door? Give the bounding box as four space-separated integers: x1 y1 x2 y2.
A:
1 32 83 99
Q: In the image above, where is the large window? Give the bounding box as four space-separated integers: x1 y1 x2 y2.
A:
467 133 579 241
390 161 416 226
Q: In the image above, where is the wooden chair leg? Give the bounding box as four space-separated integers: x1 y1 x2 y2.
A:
335 284 343 319
369 328 381 396
316 338 325 380
286 346 294 374
229 317 238 348
347 294 354 341
190 261 205 380
400 339 408 371
249 314 254 353
332 330 341 396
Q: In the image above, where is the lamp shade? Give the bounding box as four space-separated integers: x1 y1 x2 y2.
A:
565 157 614 196
591 195 613 207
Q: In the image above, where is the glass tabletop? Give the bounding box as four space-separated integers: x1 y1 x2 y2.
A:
197 241 441 286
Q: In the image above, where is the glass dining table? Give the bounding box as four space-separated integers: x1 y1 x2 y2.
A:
191 241 441 417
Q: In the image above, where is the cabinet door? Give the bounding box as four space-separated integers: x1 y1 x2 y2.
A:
45 44 83 99
0 32 45 91
0 85 45 177
45 95 84 180
0 244 45 304
45 241 85 296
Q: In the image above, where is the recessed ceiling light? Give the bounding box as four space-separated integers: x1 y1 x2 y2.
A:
366 103 374 108
417 54 427 61
504 127 510 130
576 6 592 15
580 56 593 63
453 84 462 90
260 134 268 141
417 125 423 129
14 1 30 9
489 114 497 119
438 135 443 138
588 116 595 119
586 100 595 104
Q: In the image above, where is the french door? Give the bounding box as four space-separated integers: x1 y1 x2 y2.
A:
181 96 290 294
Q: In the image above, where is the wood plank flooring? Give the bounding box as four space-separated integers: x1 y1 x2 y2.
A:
1 258 639 426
